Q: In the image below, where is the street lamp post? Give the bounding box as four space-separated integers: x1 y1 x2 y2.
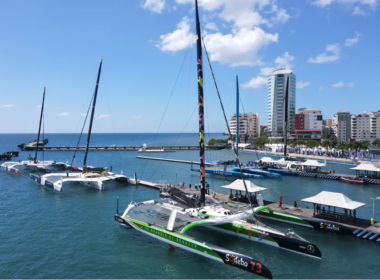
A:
370 197 380 221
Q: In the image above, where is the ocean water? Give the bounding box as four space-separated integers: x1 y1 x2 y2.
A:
0 133 379 279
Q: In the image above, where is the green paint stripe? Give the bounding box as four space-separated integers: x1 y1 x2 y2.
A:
125 217 220 258
255 206 311 226
214 223 276 243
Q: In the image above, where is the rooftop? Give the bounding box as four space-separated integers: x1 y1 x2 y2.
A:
220 179 267 193
301 191 365 210
272 68 293 75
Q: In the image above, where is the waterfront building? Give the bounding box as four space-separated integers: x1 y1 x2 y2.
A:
230 112 260 143
332 109 352 142
351 111 380 141
295 108 323 140
267 69 296 137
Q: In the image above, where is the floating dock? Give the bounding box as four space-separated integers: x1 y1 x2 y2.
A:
135 182 380 241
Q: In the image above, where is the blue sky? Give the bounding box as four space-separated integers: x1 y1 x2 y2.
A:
0 0 379 133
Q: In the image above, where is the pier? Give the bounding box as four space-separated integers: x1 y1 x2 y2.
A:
136 156 215 166
134 181 380 241
24 145 226 151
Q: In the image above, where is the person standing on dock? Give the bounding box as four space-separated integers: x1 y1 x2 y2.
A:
294 200 298 210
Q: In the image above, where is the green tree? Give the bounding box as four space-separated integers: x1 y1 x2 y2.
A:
321 139 331 155
254 136 270 148
337 142 348 158
372 139 380 147
360 139 370 152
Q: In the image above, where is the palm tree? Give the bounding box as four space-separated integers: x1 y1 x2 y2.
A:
337 142 348 158
361 139 370 152
372 139 380 147
321 139 331 156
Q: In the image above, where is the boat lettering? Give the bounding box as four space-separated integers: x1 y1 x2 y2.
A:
320 222 340 231
142 226 198 249
225 254 248 268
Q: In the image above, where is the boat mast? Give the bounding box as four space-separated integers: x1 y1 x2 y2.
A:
235 75 239 162
284 76 289 157
34 87 45 163
195 0 206 205
83 59 102 171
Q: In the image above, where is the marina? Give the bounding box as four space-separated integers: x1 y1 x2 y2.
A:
1 0 380 278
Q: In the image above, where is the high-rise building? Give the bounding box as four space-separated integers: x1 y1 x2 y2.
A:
332 109 352 142
230 113 260 143
351 111 380 141
267 69 296 137
295 108 323 140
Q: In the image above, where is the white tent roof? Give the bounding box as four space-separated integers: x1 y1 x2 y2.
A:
221 179 267 193
238 143 251 148
301 191 365 210
260 157 277 163
301 159 326 167
351 163 380 172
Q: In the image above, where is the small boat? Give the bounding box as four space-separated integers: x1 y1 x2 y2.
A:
340 177 366 184
18 139 49 150
137 144 175 153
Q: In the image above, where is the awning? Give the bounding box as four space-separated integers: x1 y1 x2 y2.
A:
260 157 277 163
301 191 365 210
301 160 326 167
221 179 267 193
351 163 380 172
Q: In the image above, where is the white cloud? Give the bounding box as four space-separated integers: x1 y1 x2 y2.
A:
242 76 267 88
157 17 196 52
308 43 341 64
2 104 14 108
353 6 368 15
203 27 278 67
297 81 311 89
347 82 354 87
59 112 69 117
98 114 112 119
345 32 361 46
274 51 294 69
319 86 324 90
132 115 142 120
259 67 276 76
205 22 219 31
37 105 42 108
142 0 165 14
312 0 377 7
332 81 344 88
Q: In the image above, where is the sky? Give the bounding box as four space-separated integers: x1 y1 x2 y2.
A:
0 0 379 133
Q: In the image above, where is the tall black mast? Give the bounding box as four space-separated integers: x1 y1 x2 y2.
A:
284 76 289 157
83 59 102 170
34 87 45 163
195 0 206 205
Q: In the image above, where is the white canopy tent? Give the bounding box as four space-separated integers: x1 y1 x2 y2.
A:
301 160 326 167
351 163 380 172
221 179 267 193
301 191 365 210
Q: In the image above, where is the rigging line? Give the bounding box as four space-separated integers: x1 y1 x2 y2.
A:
69 76 98 148
100 71 119 146
138 34 194 180
202 37 257 222
70 93 94 167
143 103 198 191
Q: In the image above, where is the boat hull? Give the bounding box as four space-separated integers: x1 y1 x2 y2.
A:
115 215 273 279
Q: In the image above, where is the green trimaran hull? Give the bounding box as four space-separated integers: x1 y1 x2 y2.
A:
115 214 273 279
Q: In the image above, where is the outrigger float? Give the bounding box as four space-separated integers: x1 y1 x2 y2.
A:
29 60 136 191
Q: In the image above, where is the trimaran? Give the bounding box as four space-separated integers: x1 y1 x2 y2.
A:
29 60 136 191
115 1 320 278
1 87 71 173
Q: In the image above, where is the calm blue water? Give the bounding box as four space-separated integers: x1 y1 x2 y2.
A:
1 133 379 278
